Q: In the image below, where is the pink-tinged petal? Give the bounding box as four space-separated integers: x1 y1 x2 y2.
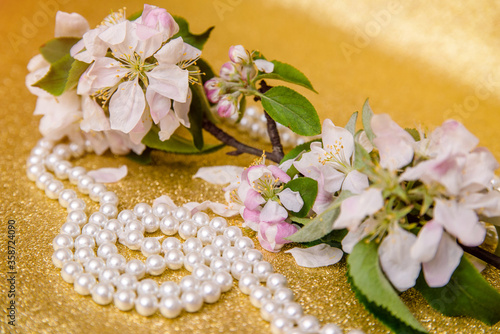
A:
434 199 486 247
312 190 334 215
333 188 383 230
104 130 146 155
228 45 249 63
158 112 180 141
258 229 278 252
242 208 261 224
268 165 291 183
320 166 346 194
54 12 89 38
255 59 274 73
148 64 189 102
342 170 369 194
378 227 421 291
463 192 500 217
180 43 202 63
322 119 355 160
277 188 304 212
244 189 266 211
246 165 270 184
77 66 96 95
461 148 499 192
293 150 322 180
371 113 414 142
154 37 184 65
84 131 109 155
80 95 110 132
74 27 108 63
422 232 463 287
184 200 239 217
139 4 179 40
129 112 152 144
135 30 163 58
153 195 177 209
99 21 138 57
87 165 128 183
428 120 479 157
260 200 288 224
258 221 297 252
173 89 192 127
193 166 244 185
146 89 171 124
410 222 443 263
70 39 85 58
109 79 146 133
88 57 127 90
341 218 377 253
285 244 343 268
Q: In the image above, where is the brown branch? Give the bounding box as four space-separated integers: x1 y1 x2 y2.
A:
257 80 285 161
460 244 500 270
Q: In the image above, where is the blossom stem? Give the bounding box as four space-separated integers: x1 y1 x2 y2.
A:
202 117 282 163
459 244 500 270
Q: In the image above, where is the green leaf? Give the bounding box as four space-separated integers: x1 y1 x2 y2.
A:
142 128 224 154
283 177 318 218
40 37 80 63
173 16 214 50
66 60 90 91
126 148 152 165
345 112 358 135
287 191 353 242
33 54 74 96
260 86 320 136
405 128 421 141
196 58 215 84
189 79 212 150
280 139 321 164
286 164 300 179
348 240 427 333
255 60 317 93
353 142 372 172
362 99 375 142
415 256 500 325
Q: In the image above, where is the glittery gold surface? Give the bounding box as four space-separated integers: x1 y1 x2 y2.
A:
1 1 500 333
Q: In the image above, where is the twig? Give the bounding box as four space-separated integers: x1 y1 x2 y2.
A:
460 244 500 270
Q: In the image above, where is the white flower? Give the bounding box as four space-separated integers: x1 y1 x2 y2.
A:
333 188 383 230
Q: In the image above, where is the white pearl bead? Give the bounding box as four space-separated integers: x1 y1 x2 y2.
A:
44 153 61 171
96 229 116 246
35 172 53 190
37 138 54 150
100 203 118 218
52 247 73 268
201 245 220 265
197 226 217 245
260 299 283 322
282 302 304 321
141 238 162 257
244 249 264 264
67 210 87 226
210 257 231 272
172 206 191 221
192 212 210 227
67 199 86 212
164 249 184 270
74 273 97 295
133 203 152 219
74 235 95 249
27 154 43 166
200 281 221 304
180 276 200 292
97 243 118 259
209 217 228 234
231 259 253 280
61 261 84 283
347 330 365 334
124 219 145 233
114 289 137 311
53 234 74 250
74 247 95 264
159 295 182 318
223 226 243 243
85 257 106 277
254 261 274 282
117 209 136 224
114 274 138 290
274 287 295 304
99 268 120 283
235 236 255 252
125 259 146 279
182 237 203 254
68 167 86 185
91 282 114 305
146 254 167 276
160 216 180 235
53 144 71 159
142 213 160 233
27 163 46 181
54 160 72 180
152 202 171 218
159 281 181 298
270 315 295 334
162 237 182 251
184 251 204 272
107 254 127 272
82 223 101 238
45 180 64 199
192 264 213 281
104 219 123 234
135 294 158 316
89 183 107 202
212 235 232 250
250 286 272 308
178 220 197 240
69 142 85 158
239 273 260 294
122 230 144 250
267 273 288 292
298 315 321 333
212 271 233 292
181 290 203 313
100 191 118 205
77 175 94 194
137 279 159 296
222 246 243 262
58 189 77 208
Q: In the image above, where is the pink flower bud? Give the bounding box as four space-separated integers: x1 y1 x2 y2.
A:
220 62 239 81
140 4 179 39
240 64 257 82
204 78 223 103
216 95 238 118
228 45 250 64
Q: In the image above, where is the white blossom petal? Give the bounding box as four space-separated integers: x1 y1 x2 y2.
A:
154 37 184 65
260 200 288 224
410 222 443 263
342 170 369 194
88 57 127 90
285 244 343 268
422 232 463 287
322 119 355 163
158 111 180 141
333 188 383 230
193 166 244 185
148 64 189 102
153 195 177 209
109 79 146 133
54 11 89 38
81 95 110 132
173 89 192 127
254 59 274 73
277 188 304 212
184 201 239 217
87 165 128 183
146 89 171 123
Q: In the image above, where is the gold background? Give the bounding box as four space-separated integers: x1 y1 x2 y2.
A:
1 0 500 333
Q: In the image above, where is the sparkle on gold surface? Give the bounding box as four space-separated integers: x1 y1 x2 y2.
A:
1 1 500 333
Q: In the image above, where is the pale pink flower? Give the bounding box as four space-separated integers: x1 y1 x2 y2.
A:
204 78 224 103
136 4 179 41
333 188 383 230
216 94 239 118
228 45 250 64
258 220 298 252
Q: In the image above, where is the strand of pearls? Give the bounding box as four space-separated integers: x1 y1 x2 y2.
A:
26 138 364 334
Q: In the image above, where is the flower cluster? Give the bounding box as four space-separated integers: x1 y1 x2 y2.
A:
204 45 274 118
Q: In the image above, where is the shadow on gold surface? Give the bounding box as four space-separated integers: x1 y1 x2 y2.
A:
1 1 500 333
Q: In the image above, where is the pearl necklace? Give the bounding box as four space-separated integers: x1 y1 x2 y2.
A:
26 137 364 334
